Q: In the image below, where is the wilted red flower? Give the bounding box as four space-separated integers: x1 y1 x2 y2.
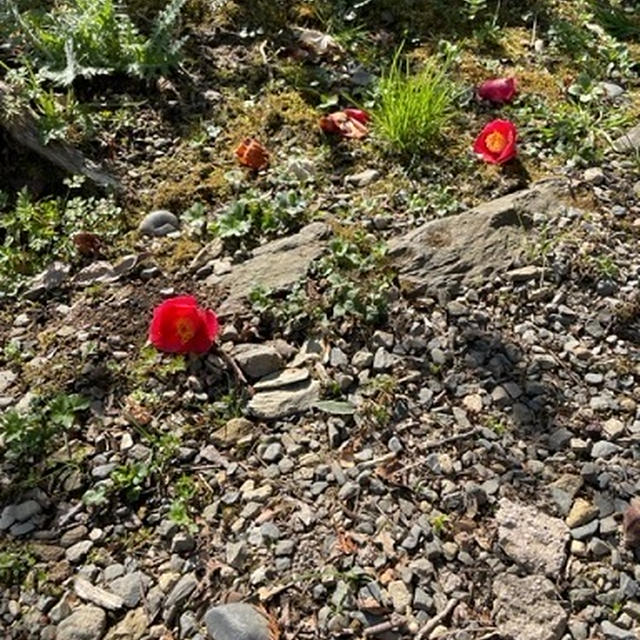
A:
149 296 218 354
235 138 269 170
477 77 517 103
343 108 370 124
319 109 369 139
473 119 517 165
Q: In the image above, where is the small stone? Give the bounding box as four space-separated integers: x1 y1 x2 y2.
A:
226 541 247 569
204 603 270 640
600 620 635 639
570 519 599 541
171 532 196 554
14 499 41 521
262 443 283 463
109 572 145 608
233 344 284 380
138 210 180 236
345 169 380 187
74 576 124 611
602 418 625 439
583 167 605 185
566 499 599 528
372 347 396 371
388 580 412 613
164 573 198 611
352 350 373 368
65 540 93 564
56 605 107 640
247 380 321 420
591 441 622 459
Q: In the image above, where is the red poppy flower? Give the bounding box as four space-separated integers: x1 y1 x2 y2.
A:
149 296 219 354
473 119 517 165
319 109 369 139
477 77 517 103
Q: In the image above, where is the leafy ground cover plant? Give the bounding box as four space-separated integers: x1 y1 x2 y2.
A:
6 0 187 84
0 393 89 464
372 47 458 154
0 184 123 294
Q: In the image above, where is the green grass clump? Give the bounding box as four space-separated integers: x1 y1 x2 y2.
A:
373 49 458 155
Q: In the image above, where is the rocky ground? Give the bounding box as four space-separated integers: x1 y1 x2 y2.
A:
1 137 640 640
2 2 640 640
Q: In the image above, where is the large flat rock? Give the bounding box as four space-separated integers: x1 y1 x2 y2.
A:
212 222 329 303
389 178 571 296
493 574 567 640
496 498 569 576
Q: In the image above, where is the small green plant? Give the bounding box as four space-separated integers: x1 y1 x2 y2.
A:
0 185 123 293
373 47 458 154
430 513 450 535
485 416 507 436
8 0 188 85
0 393 89 463
169 474 198 532
210 189 307 245
0 547 35 587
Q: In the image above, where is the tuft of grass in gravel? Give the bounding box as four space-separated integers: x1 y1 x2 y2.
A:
372 48 459 155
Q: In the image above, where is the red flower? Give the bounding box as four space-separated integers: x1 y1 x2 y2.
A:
473 119 517 165
319 109 369 139
149 296 218 354
477 77 517 103
343 108 370 124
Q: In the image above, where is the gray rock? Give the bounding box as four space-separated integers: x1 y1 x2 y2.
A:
496 498 569 576
600 621 636 639
73 261 116 286
0 504 17 531
56 605 107 640
164 573 197 611
613 124 640 153
233 344 284 380
65 540 93 564
74 576 124 611
262 443 283 463
171 532 196 554
389 178 570 295
214 222 330 302
583 167 605 185
372 347 396 371
344 169 380 187
591 440 622 459
253 368 309 391
104 607 148 640
226 540 247 570
24 261 70 299
247 379 320 420
493 574 567 640
138 210 180 236
109 572 145 609
13 499 41 522
0 369 17 394
204 603 271 640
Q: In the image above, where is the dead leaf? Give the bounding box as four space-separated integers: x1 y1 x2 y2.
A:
623 498 640 548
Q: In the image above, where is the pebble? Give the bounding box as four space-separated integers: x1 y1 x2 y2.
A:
138 209 180 236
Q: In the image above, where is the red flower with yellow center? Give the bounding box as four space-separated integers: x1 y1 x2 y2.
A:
149 296 219 354
473 119 517 165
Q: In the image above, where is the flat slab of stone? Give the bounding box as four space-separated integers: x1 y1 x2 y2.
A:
496 498 569 576
389 178 570 296
212 222 329 302
247 379 321 420
254 367 309 390
493 574 567 640
56 605 107 640
613 123 640 153
232 344 284 380
204 603 271 640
